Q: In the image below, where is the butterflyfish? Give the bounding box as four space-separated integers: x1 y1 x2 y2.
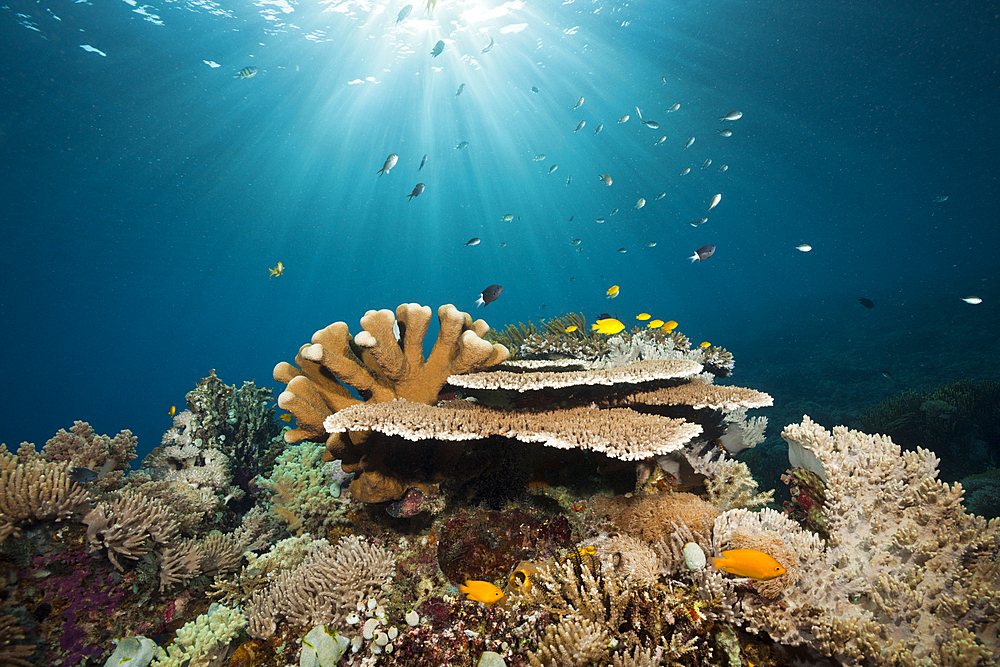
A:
460 580 505 605
591 318 626 335
606 285 620 299
636 313 651 320
269 261 284 278
712 549 785 580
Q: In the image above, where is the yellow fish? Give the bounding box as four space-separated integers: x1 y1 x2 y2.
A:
269 261 284 279
279 413 292 423
712 549 786 580
606 285 620 300
168 405 176 418
564 325 578 332
636 313 651 320
647 319 664 328
459 580 505 605
700 341 711 349
591 318 626 335
663 320 678 332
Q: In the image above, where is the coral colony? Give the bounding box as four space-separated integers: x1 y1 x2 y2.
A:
1 302 997 667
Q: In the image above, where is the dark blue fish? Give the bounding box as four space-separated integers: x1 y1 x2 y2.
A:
689 245 716 263
395 4 412 23
69 467 98 483
476 284 503 307
419 154 428 170
431 40 445 57
531 86 539 93
859 297 875 309
407 183 425 201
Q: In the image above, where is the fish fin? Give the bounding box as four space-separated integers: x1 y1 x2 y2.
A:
711 556 725 570
475 296 485 307
689 253 699 263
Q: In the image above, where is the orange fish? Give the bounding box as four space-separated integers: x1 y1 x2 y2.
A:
712 549 786 580
279 413 292 423
459 580 505 605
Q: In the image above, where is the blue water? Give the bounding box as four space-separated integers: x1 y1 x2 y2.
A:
2 0 996 462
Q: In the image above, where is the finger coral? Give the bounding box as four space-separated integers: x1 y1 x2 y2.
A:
273 303 509 503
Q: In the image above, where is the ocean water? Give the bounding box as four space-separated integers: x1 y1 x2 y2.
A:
1 0 996 465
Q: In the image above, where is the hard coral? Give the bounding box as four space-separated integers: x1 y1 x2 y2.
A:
274 303 508 503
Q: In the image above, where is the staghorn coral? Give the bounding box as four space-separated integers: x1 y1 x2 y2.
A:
0 444 91 542
528 611 610 666
737 416 1000 666
274 303 508 503
41 421 137 492
245 534 395 639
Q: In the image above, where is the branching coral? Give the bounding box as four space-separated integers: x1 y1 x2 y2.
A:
738 416 1000 665
273 303 509 503
41 421 137 492
83 489 179 570
0 444 91 542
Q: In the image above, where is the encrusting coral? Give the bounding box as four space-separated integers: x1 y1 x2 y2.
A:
736 416 1000 665
273 303 509 503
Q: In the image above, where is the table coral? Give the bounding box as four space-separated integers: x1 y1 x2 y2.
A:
273 303 509 503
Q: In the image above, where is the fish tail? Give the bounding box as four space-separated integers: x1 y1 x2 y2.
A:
475 297 484 307
689 253 699 263
711 556 725 570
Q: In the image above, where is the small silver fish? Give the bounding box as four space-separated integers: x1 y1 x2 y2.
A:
933 195 949 203
574 120 586 133
618 114 630 123
481 36 495 53
407 183 425 200
718 128 733 137
547 164 558 174
455 83 465 97
570 238 582 245
635 198 646 210
594 218 605 223
684 137 695 149
464 237 481 246
566 175 572 186
718 164 728 172
701 158 712 169
645 241 657 247
574 96 584 110
456 141 469 149
395 4 413 23
610 207 618 215
719 110 743 121
419 154 428 170
235 66 258 79
667 103 680 112
599 173 612 186
533 154 546 161
708 193 721 210
377 153 399 176
795 244 812 252
617 248 627 253
654 135 666 146
594 123 604 135
502 214 514 222
654 192 665 200
679 167 691 175
962 296 982 304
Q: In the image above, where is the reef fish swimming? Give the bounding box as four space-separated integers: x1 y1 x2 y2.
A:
431 40 445 57
395 4 412 23
407 183 425 200
476 284 503 307
689 245 716 263
377 153 398 176
591 318 626 335
460 580 505 605
234 66 258 79
859 297 875 308
712 549 786 580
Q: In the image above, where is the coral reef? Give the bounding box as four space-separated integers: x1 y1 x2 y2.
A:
274 303 509 503
41 420 137 492
486 312 609 362
0 444 90 541
738 416 1000 665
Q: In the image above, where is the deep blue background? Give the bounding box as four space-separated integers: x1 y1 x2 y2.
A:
2 0 997 463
